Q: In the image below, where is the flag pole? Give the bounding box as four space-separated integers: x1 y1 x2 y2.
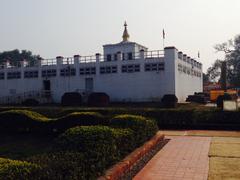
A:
163 29 165 49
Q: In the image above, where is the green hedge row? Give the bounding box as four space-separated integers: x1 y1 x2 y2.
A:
0 158 40 180
0 110 107 134
0 114 159 179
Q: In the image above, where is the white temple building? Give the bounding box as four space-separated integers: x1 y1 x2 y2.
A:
0 22 203 104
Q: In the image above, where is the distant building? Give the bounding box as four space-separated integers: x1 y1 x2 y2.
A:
0 22 203 104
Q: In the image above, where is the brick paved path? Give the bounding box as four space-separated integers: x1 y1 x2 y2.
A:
133 136 211 180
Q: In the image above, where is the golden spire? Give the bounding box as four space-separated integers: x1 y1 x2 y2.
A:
122 21 130 42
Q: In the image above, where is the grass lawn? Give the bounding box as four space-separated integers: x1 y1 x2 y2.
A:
208 137 240 180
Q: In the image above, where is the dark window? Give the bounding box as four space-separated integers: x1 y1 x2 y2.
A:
60 67 76 76
128 53 133 60
114 54 118 61
100 66 118 74
0 73 4 80
144 63 164 71
7 72 21 79
122 64 140 73
42 69 56 77
122 53 125 60
107 54 111 61
79 67 96 75
24 71 38 78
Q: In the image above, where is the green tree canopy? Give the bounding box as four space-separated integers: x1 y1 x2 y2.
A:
206 34 240 87
0 49 42 65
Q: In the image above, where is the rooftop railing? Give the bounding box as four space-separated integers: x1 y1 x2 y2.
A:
0 50 164 68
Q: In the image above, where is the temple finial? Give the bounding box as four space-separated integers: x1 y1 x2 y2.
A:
122 21 130 42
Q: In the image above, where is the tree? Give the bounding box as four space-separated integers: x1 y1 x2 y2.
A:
206 34 240 87
0 49 42 66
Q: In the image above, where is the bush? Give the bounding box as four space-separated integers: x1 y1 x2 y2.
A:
0 110 50 133
61 92 82 106
27 152 93 180
186 95 207 104
55 126 118 166
161 94 178 108
112 128 135 157
0 158 40 180
216 93 232 109
110 115 158 146
88 92 110 106
54 112 108 133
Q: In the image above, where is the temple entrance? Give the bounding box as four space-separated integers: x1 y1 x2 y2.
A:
85 78 93 92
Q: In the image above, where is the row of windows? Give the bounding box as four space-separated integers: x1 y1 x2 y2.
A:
100 66 117 74
24 71 38 78
178 64 201 78
122 64 140 73
0 63 166 79
106 52 133 61
60 68 76 76
178 54 201 69
80 67 96 75
145 63 164 71
7 72 21 79
42 69 57 78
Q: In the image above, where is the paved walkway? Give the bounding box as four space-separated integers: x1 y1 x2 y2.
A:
133 136 211 180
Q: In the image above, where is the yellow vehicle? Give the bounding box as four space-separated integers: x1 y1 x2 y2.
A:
210 90 238 102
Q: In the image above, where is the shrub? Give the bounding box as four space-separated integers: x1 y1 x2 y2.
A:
27 152 93 180
161 94 178 108
61 92 82 106
186 95 207 104
110 114 158 146
0 110 50 133
55 126 118 166
0 158 40 180
216 93 232 109
112 128 135 157
54 112 108 133
88 92 110 106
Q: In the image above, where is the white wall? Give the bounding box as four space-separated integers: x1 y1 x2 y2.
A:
0 47 203 103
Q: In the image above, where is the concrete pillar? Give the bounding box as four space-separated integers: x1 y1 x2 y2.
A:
183 54 187 62
140 49 145 59
56 56 63 77
117 51 122 61
178 52 183 60
56 56 63 65
164 47 179 95
74 55 80 76
5 61 11 69
95 53 101 75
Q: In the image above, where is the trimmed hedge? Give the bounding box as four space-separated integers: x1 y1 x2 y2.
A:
112 128 135 157
161 94 178 108
88 92 110 107
61 92 82 106
0 158 40 180
54 112 108 133
55 126 118 165
27 152 92 180
0 110 49 133
110 115 158 146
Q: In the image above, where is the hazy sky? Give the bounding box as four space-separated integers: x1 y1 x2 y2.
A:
0 0 240 72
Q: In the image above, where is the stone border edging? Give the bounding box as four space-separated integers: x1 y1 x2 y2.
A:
98 132 165 180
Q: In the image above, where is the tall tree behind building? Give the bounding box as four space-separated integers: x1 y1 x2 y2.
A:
0 49 41 65
206 34 240 87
